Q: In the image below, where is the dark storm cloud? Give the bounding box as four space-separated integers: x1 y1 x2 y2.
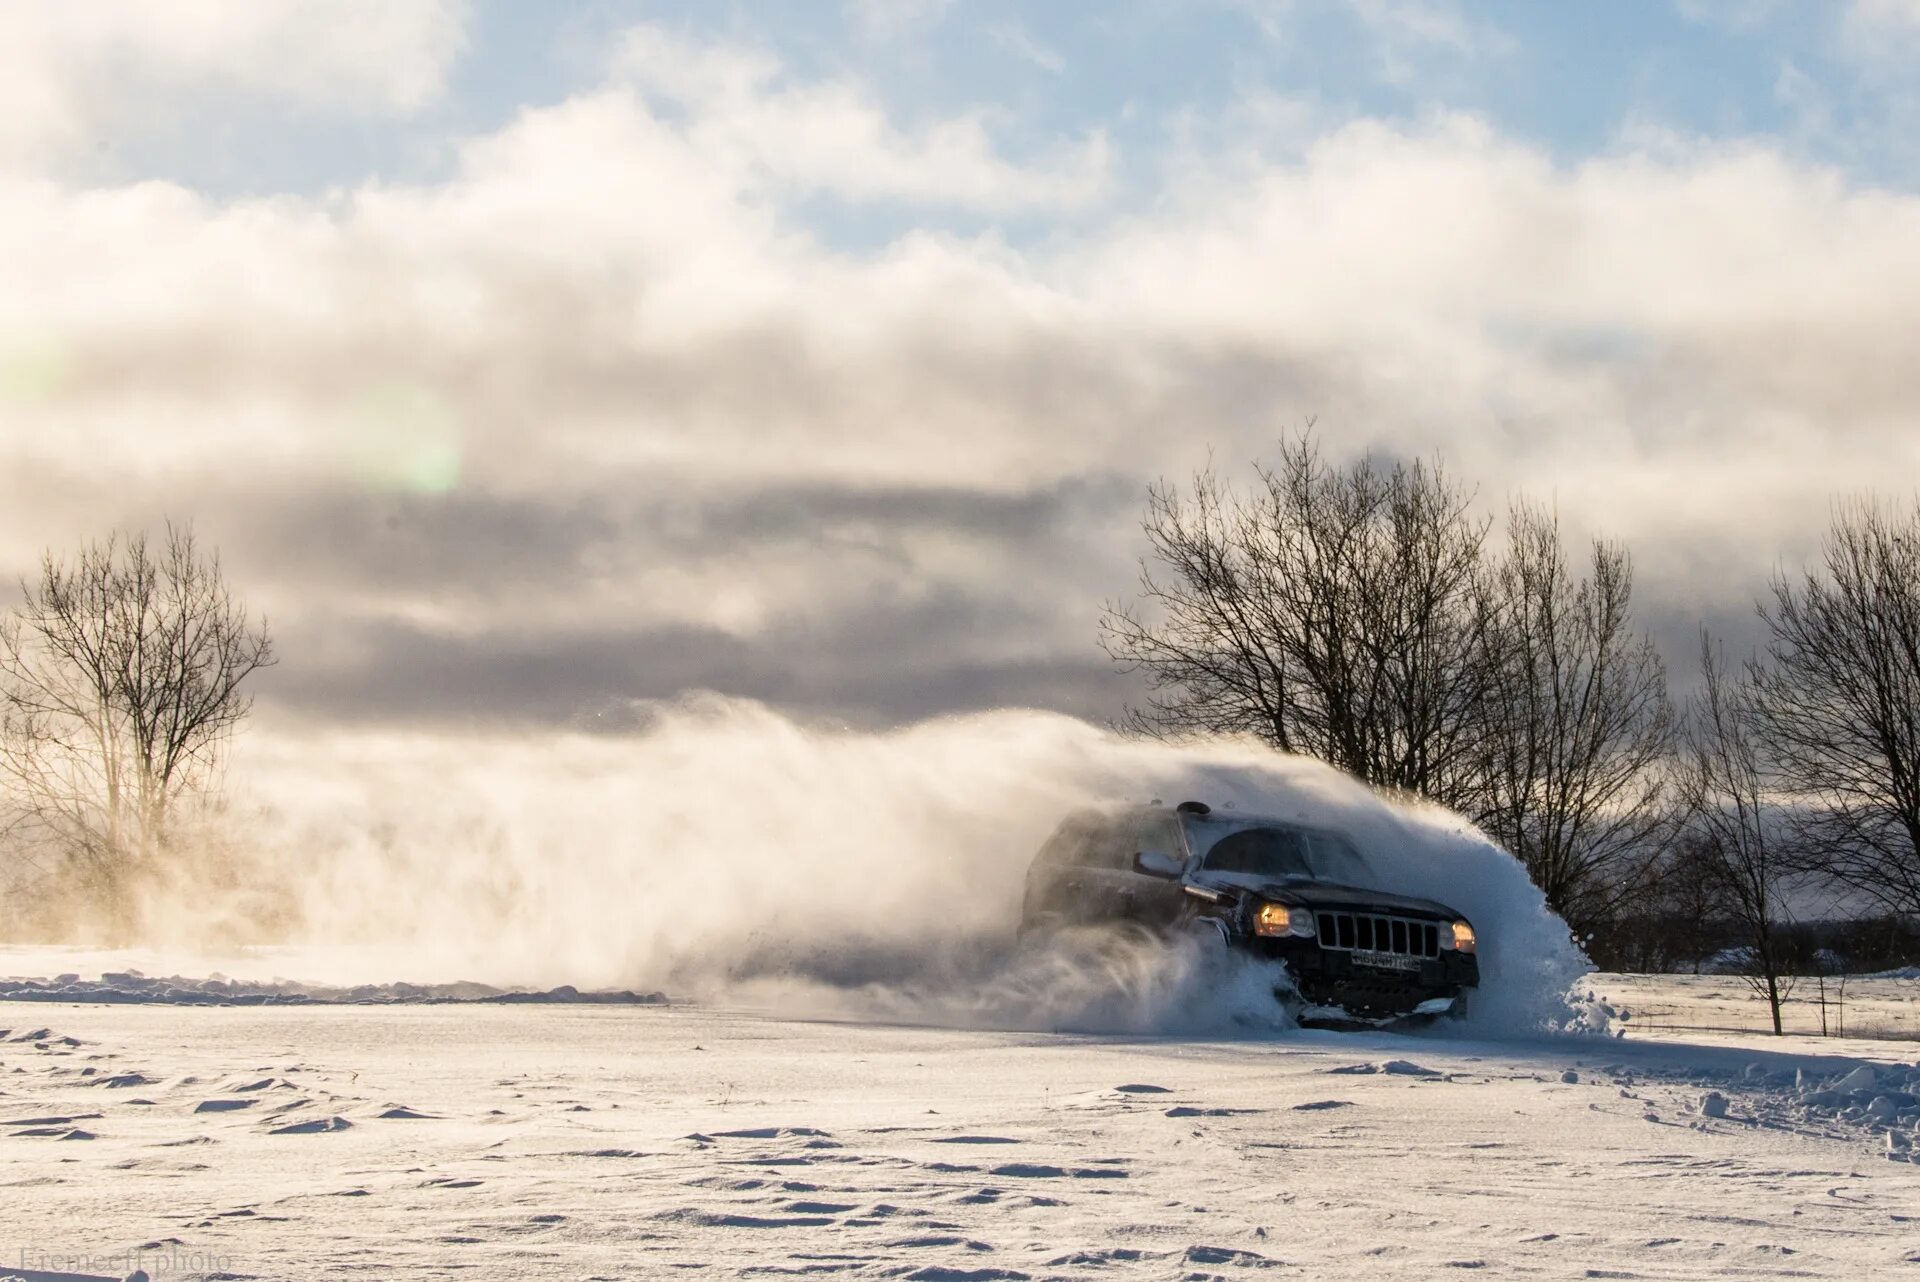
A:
683 473 1139 547
211 471 1132 587
0 440 1151 729
257 591 1143 731
0 458 1136 729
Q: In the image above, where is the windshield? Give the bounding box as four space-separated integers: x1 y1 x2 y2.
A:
1304 830 1372 883
1198 826 1311 877
1191 821 1373 883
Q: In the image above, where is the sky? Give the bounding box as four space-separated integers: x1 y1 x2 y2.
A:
3 0 1920 735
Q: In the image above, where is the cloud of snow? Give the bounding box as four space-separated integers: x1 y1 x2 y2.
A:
69 697 1590 1037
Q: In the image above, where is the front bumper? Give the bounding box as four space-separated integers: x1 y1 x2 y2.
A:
1254 936 1478 1016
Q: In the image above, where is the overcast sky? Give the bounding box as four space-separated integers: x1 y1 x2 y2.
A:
4 0 1919 734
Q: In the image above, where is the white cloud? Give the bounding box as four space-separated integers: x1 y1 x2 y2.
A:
1234 0 1511 86
844 0 955 37
989 21 1067 75
1850 0 1920 27
0 0 467 166
609 26 1110 213
1842 0 1920 58
1345 0 1515 86
1674 0 1786 29
1344 0 1479 52
1828 0 1920 177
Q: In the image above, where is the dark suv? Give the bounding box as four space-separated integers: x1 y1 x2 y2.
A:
1019 800 1478 1021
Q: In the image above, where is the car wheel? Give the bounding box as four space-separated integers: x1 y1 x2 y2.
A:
1176 918 1237 986
1181 916 1231 952
1400 993 1468 1029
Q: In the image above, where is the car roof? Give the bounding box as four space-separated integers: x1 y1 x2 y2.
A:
1130 804 1311 828
1061 802 1331 833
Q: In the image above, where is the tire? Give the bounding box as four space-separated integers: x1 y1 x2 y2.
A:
1399 992 1468 1029
1181 915 1232 950
1177 916 1238 983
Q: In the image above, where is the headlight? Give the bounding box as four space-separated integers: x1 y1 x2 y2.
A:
1254 902 1316 938
1449 920 1476 953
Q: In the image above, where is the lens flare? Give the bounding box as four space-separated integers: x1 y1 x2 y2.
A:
0 336 75 403
343 381 462 494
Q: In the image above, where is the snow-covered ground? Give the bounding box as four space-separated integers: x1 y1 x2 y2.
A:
4 981 1918 1281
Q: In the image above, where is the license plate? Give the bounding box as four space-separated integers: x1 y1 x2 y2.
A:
1352 949 1421 973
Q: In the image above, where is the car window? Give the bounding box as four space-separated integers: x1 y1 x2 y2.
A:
1034 813 1104 866
1035 812 1134 870
1199 825 1312 878
1130 811 1185 864
1089 815 1138 869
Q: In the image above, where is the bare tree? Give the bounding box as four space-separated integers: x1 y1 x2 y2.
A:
0 526 273 933
1101 433 1494 810
1475 503 1675 937
1748 499 1920 920
1653 832 1728 974
1680 634 1794 1034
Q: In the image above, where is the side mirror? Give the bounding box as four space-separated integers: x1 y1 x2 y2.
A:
1132 850 1183 879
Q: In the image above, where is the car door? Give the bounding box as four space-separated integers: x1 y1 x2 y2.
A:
1107 809 1189 930
1025 811 1108 926
1079 813 1143 926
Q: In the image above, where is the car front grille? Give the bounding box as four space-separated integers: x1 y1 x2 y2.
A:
1315 912 1440 958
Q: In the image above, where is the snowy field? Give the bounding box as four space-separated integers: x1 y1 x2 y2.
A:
4 979 1919 1281
2 726 1916 1280
1593 972 1920 1043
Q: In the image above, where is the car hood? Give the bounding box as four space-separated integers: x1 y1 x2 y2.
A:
1191 870 1464 921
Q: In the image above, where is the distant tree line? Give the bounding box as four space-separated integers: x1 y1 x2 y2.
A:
1605 909 1920 980
1103 432 1920 1031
